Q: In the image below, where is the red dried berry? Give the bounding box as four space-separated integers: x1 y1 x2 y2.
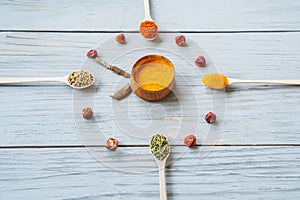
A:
116 33 126 44
195 56 206 67
205 112 216 124
175 35 186 46
87 49 98 59
184 135 197 147
82 107 93 120
105 138 118 150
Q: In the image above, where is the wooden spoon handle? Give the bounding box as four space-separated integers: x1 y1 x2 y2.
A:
109 66 131 78
158 162 167 200
229 78 300 85
110 83 132 100
143 0 153 21
94 57 130 78
0 77 65 84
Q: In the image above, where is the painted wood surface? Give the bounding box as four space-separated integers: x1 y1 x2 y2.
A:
0 32 299 146
1 0 300 199
0 147 299 200
1 0 300 31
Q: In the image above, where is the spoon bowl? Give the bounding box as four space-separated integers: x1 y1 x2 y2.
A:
66 70 95 89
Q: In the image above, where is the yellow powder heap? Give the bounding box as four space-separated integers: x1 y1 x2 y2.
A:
136 63 173 91
134 55 174 91
202 73 229 89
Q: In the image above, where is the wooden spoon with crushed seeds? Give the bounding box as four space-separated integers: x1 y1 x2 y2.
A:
0 70 94 90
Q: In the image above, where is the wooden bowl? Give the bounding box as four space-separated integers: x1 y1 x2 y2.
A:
130 54 175 101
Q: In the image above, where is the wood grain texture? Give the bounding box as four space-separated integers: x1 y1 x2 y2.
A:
0 146 299 199
1 0 300 31
1 1 300 199
0 32 299 146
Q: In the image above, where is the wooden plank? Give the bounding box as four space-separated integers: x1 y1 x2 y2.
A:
1 0 300 31
0 146 299 199
0 32 299 146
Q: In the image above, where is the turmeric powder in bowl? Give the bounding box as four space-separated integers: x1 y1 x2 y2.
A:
131 55 175 101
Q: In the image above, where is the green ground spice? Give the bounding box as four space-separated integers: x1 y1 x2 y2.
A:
150 134 170 160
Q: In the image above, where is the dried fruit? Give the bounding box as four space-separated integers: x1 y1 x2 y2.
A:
195 56 206 67
184 135 196 147
87 49 98 59
82 107 93 119
205 112 216 124
175 35 186 46
105 138 118 150
116 33 126 44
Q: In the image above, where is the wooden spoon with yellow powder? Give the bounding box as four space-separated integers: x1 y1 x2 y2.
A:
202 73 300 89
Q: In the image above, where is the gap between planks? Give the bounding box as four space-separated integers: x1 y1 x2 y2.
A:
1 30 300 34
0 144 300 149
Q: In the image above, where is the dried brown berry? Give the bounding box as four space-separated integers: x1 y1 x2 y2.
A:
175 35 186 46
82 107 93 119
116 33 126 44
105 138 118 150
195 56 206 67
205 112 216 124
87 49 98 59
184 135 196 147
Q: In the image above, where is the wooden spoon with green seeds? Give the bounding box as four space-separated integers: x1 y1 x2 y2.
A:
150 133 170 200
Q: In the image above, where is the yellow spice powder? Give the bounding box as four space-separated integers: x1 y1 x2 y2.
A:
135 59 174 91
202 73 229 89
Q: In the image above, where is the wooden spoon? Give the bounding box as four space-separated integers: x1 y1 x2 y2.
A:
0 70 94 90
139 0 158 40
150 134 170 200
202 73 300 89
155 152 169 200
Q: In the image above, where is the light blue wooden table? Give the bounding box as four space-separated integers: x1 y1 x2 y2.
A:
0 0 300 199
